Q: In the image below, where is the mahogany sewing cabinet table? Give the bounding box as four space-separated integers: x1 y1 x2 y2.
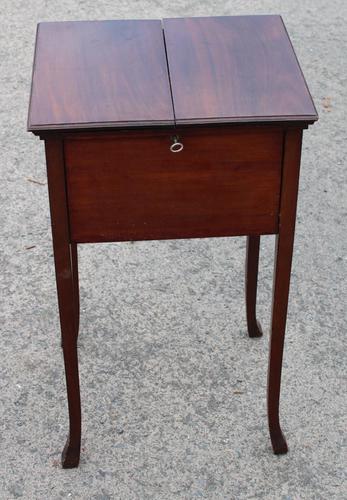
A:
27 15 318 467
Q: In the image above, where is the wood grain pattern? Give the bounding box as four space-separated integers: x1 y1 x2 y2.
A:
27 15 318 464
44 138 81 468
163 16 318 125
28 20 174 131
245 235 263 338
267 128 303 454
64 127 283 243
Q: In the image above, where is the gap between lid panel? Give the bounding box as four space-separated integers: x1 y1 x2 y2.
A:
161 20 177 129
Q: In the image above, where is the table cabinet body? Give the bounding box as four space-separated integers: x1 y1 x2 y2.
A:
28 15 317 468
65 127 283 243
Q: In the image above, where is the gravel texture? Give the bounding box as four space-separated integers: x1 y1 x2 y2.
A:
0 0 346 498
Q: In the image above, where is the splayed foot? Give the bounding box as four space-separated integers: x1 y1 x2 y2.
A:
61 435 80 468
270 427 288 455
248 319 263 338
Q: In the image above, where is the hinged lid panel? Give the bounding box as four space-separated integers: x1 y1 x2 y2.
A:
28 20 174 131
163 15 318 125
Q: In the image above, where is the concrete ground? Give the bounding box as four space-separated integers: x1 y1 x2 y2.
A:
1 0 346 498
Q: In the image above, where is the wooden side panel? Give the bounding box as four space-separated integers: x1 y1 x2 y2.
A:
64 127 283 243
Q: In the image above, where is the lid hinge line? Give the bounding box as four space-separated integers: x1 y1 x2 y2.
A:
161 23 177 132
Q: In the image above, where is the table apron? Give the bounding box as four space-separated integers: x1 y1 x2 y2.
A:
63 127 284 243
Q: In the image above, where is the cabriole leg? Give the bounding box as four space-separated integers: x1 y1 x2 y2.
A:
245 235 263 338
45 138 81 468
267 129 303 454
70 242 80 340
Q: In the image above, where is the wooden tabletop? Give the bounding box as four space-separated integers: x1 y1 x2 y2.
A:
163 16 318 125
28 16 317 133
28 20 174 131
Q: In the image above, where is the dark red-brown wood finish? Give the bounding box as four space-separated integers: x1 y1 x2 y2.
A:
28 15 318 467
45 139 81 468
64 126 283 243
268 128 303 454
28 20 174 131
163 16 318 125
245 236 263 338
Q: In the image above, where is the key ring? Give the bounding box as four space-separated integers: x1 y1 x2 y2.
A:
170 136 184 153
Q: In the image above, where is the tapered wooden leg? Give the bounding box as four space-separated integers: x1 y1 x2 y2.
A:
245 235 263 337
61 339 81 468
268 232 290 454
45 138 81 468
70 243 80 339
60 244 79 348
267 129 303 455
